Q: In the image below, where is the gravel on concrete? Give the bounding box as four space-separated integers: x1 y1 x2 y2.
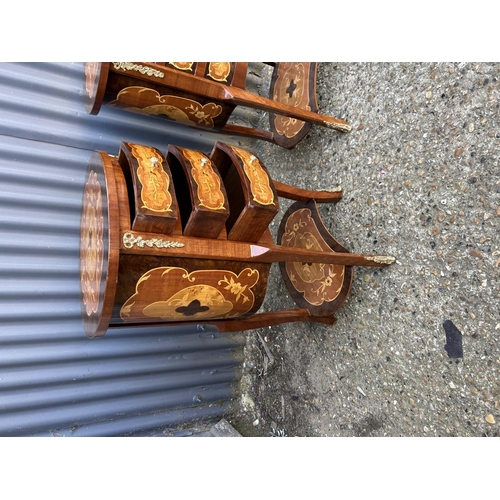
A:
229 62 500 437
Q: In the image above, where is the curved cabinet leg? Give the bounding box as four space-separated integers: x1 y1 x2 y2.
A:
274 180 342 203
211 309 337 332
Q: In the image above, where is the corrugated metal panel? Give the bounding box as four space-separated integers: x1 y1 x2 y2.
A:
0 62 250 436
0 62 226 153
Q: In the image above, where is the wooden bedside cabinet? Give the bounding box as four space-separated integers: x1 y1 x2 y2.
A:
80 141 394 338
83 62 351 149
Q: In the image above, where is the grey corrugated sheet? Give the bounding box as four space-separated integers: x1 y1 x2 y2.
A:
0 62 249 436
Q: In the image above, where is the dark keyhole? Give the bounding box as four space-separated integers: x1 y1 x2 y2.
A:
175 299 210 317
286 79 297 98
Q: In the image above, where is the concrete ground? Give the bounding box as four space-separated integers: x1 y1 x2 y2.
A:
230 62 500 437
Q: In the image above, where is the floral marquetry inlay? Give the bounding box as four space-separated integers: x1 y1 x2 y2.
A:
169 62 194 71
180 149 226 210
207 62 231 82
129 144 173 212
272 62 309 139
80 170 104 316
108 87 223 129
229 146 275 206
281 208 345 306
120 267 260 322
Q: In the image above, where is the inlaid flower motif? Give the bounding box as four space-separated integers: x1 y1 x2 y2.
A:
181 149 226 211
207 62 231 82
220 276 249 304
230 146 275 206
311 268 340 297
81 170 104 316
129 144 172 213
108 88 222 128
195 110 209 120
272 62 308 139
120 267 260 322
283 208 345 306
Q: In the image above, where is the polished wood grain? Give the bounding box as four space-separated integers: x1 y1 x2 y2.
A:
118 142 179 235
108 62 350 132
273 180 342 203
278 200 354 316
83 62 110 115
80 141 394 337
107 309 337 332
80 151 120 338
165 62 197 74
120 229 396 267
104 72 236 130
166 145 230 239
210 141 279 243
216 123 275 143
269 62 318 148
204 62 248 88
161 63 248 88
212 309 337 332
111 157 131 231
111 255 271 326
84 62 350 148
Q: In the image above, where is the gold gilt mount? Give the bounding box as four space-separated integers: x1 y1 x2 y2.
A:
120 266 260 322
79 138 395 339
112 62 164 78
122 232 184 249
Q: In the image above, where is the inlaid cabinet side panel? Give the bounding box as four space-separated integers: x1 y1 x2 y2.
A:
210 141 279 243
111 255 271 325
118 142 179 235
166 146 229 239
